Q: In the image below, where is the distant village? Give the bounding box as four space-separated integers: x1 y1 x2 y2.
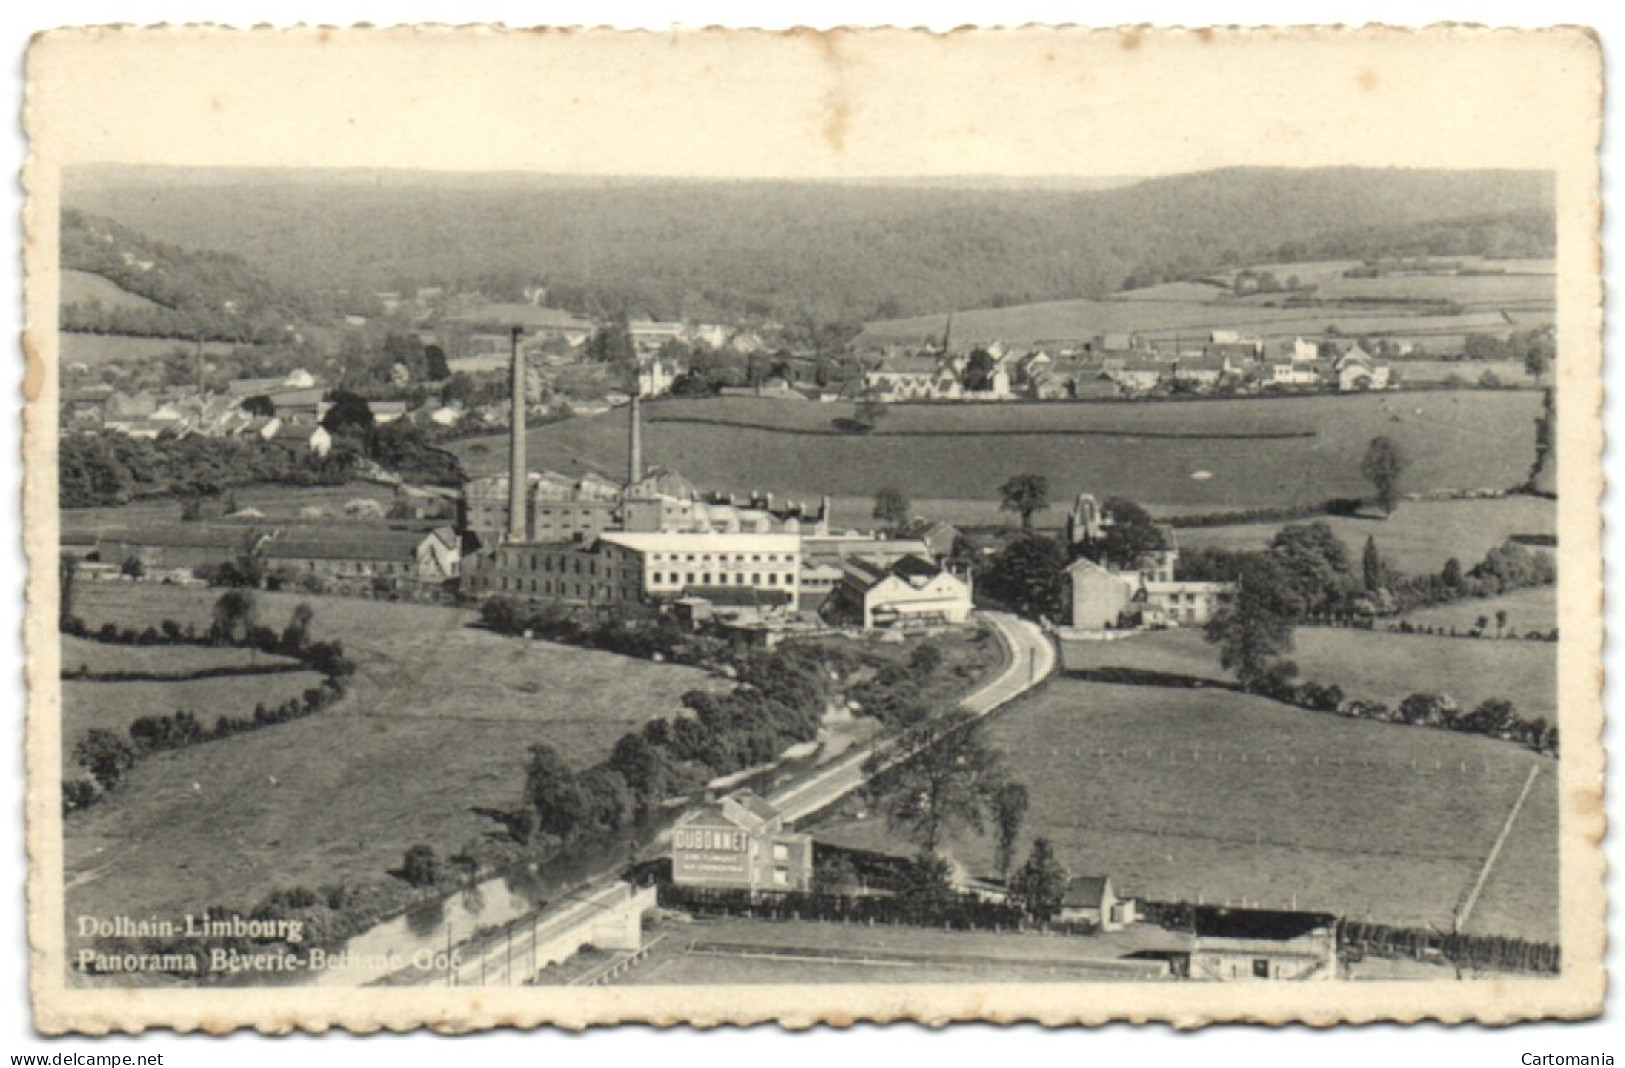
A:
61 300 1232 646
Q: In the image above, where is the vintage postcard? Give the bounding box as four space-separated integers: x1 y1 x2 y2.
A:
22 25 1604 1032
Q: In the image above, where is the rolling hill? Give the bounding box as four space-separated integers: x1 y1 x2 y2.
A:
65 165 1554 327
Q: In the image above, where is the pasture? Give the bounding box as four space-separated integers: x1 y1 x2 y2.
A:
1060 626 1555 717
64 583 726 923
815 675 1557 940
62 672 327 778
58 332 238 368
450 391 1544 514
860 300 1523 351
62 483 399 531
857 260 1554 350
60 634 300 676
61 269 164 311
1175 496 1556 575
1401 586 1558 635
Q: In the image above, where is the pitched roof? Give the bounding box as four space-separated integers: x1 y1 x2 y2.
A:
98 525 258 550
725 789 782 825
1061 876 1112 908
874 355 944 376
261 526 437 561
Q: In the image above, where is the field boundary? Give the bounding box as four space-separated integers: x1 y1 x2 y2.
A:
646 413 1316 442
64 663 310 684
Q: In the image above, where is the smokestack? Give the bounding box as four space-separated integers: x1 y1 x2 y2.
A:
629 389 643 488
508 326 526 543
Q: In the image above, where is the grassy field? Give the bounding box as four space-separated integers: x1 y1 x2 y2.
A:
1400 586 1558 635
1060 626 1555 717
860 301 1533 351
59 332 239 368
61 269 163 312
64 583 727 924
859 259 1554 349
61 483 400 532
62 672 326 778
450 391 1544 513
815 675 1557 941
1176 496 1556 575
60 634 300 675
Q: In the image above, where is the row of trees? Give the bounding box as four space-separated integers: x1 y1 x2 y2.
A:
478 601 967 850
63 597 355 812
60 431 354 508
1204 523 1557 690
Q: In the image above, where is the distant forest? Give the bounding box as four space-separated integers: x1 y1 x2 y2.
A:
64 166 1554 329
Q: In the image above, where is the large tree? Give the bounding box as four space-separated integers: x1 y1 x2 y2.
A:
1267 521 1357 619
865 710 1008 855
321 389 376 445
1204 554 1299 692
999 473 1051 531
1095 497 1166 569
963 348 998 392
991 781 1031 879
211 589 258 645
1009 837 1070 922
524 743 586 838
982 533 1068 621
872 486 911 532
1361 535 1384 593
854 388 889 431
1361 435 1409 515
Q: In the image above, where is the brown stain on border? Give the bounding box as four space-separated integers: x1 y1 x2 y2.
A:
21 334 43 403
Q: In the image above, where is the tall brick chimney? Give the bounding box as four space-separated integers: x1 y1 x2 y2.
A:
507 326 527 543
628 389 643 489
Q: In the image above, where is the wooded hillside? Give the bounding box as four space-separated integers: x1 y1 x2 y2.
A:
65 166 1553 328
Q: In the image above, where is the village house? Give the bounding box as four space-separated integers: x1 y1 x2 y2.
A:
917 521 962 561
637 355 680 397
1103 356 1165 395
671 790 813 893
1334 344 1392 392
263 386 328 425
1064 558 1139 630
1263 358 1326 389
1064 526 1233 632
1187 907 1340 981
1169 354 1236 390
1056 876 1136 932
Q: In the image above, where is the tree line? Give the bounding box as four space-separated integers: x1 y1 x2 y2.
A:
61 595 356 813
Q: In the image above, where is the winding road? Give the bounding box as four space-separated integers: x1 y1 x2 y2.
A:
769 611 1057 824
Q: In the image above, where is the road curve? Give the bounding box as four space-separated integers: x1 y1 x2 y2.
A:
770 611 1056 824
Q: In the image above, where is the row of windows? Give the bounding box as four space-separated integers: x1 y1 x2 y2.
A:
284 558 416 575
494 576 637 601
647 551 793 565
649 572 792 587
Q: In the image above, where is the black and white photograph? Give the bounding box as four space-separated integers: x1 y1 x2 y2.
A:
20 22 1605 1032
